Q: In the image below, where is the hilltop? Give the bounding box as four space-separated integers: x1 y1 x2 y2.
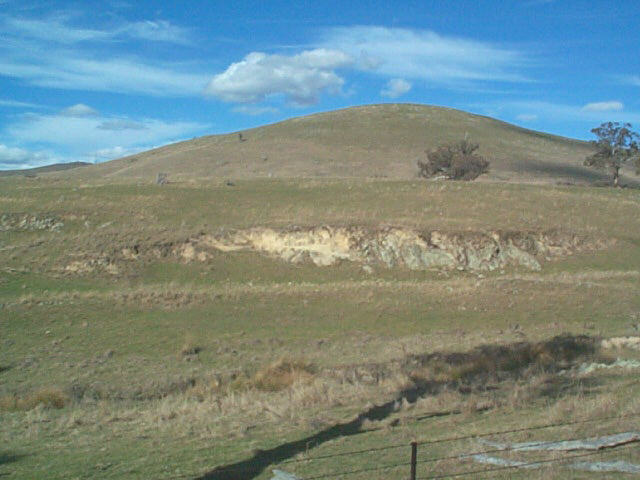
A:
55 103 628 185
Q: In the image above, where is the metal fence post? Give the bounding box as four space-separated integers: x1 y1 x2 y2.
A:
410 441 417 480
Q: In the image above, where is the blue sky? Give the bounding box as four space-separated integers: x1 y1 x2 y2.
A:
1 0 640 169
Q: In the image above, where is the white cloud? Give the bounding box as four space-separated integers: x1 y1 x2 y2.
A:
484 100 640 125
613 75 640 87
8 114 205 151
0 54 211 96
320 26 529 84
516 113 538 122
4 111 208 166
0 98 44 109
204 48 353 106
3 16 111 44
0 15 208 96
0 49 211 96
2 15 191 45
97 119 147 131
0 144 50 169
119 20 192 45
380 78 411 98
60 103 99 117
232 105 280 115
88 145 144 162
582 101 624 112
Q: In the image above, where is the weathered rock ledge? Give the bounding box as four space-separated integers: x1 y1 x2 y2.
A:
201 226 608 272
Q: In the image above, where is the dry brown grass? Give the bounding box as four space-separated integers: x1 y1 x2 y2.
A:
0 387 68 411
252 357 316 392
52 103 619 186
178 334 202 357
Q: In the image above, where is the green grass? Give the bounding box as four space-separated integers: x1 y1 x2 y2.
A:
1 176 639 479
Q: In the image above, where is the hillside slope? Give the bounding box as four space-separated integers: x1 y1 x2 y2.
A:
0 161 90 177
58 104 623 184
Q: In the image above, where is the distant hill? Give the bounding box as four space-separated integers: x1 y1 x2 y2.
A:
0 161 90 177
52 104 635 185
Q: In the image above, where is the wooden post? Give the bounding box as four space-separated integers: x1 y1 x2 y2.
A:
410 441 417 480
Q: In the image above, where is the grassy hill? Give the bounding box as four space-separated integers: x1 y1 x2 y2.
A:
0 161 90 177
57 103 629 185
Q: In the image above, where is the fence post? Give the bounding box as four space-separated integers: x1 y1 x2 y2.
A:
410 441 417 480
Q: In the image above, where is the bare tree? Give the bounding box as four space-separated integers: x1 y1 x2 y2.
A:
584 122 639 187
418 138 489 181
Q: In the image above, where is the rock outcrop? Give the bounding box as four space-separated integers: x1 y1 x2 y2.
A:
203 226 604 272
0 213 63 232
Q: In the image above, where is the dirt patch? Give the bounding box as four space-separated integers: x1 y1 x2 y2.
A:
203 226 608 272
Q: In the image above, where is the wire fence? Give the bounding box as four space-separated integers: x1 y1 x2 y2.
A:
418 444 638 480
273 411 640 480
177 410 640 479
279 410 640 465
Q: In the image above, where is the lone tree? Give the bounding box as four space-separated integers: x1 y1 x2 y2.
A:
418 138 489 181
584 122 639 187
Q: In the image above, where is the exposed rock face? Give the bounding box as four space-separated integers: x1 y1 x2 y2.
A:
601 337 640 351
203 226 603 272
58 226 607 276
0 213 63 232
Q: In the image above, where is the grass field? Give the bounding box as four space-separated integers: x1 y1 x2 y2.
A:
1 176 640 479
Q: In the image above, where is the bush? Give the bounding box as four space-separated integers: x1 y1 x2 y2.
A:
418 139 489 181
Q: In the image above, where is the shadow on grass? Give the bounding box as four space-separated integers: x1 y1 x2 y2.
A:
0 453 24 465
196 381 440 480
197 335 598 480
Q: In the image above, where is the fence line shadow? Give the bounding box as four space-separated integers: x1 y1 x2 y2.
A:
197 335 597 480
196 382 438 480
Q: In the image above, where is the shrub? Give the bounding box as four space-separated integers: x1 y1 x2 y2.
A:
418 139 489 181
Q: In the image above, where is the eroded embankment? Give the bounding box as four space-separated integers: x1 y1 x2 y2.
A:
55 226 609 275
201 226 607 272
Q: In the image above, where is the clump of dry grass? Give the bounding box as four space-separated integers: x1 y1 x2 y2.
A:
178 334 202 358
252 357 316 392
0 388 68 411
